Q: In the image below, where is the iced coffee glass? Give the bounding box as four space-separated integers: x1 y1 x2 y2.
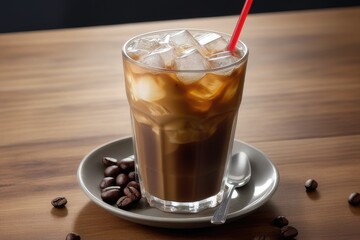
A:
122 29 248 213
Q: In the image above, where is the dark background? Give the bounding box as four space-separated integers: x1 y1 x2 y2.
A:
0 0 359 33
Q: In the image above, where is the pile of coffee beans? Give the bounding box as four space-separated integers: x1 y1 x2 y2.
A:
100 156 142 209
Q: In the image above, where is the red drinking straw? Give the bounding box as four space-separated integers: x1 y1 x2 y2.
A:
228 0 253 51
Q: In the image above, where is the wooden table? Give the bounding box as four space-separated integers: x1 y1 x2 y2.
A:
1 7 359 240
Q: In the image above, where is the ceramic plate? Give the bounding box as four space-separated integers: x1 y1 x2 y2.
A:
77 136 279 228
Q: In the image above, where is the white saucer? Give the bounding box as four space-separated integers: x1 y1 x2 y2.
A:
77 136 279 228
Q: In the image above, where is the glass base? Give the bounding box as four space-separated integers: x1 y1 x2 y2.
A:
143 190 225 213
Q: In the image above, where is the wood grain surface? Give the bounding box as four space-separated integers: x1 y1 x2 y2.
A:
1 7 359 240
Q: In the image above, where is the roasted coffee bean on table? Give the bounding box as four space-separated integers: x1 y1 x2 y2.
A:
280 226 298 239
272 215 289 228
348 192 360 206
65 232 81 240
305 178 318 192
51 196 67 208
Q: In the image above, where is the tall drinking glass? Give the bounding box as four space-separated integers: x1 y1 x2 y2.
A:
122 29 248 213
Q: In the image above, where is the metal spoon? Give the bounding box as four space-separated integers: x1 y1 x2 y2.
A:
211 152 251 224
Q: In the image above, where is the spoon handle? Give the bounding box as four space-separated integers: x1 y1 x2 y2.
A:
211 185 236 224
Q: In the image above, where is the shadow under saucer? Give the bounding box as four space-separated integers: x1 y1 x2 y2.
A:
73 200 281 239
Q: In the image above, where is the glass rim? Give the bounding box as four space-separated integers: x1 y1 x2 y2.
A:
122 28 249 73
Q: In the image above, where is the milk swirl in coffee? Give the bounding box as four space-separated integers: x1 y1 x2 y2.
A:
122 29 248 212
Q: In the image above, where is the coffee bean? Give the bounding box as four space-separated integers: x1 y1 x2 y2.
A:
124 186 141 201
280 226 298 239
253 235 270 240
116 173 130 188
102 156 118 167
128 171 137 181
127 181 140 190
100 177 116 189
305 179 318 192
51 196 67 208
66 232 81 240
272 215 289 228
117 157 135 173
348 192 360 206
101 186 123 204
116 196 137 210
104 165 121 178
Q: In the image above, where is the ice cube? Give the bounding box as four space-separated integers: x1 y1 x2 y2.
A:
168 30 202 56
148 104 169 116
152 44 176 67
208 51 238 74
174 49 210 84
195 32 229 55
141 53 166 68
132 75 166 101
195 32 222 46
220 80 239 103
126 49 150 61
165 128 200 144
132 110 152 125
164 119 186 131
160 34 171 44
188 75 225 100
219 66 245 103
131 38 161 52
169 30 197 48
